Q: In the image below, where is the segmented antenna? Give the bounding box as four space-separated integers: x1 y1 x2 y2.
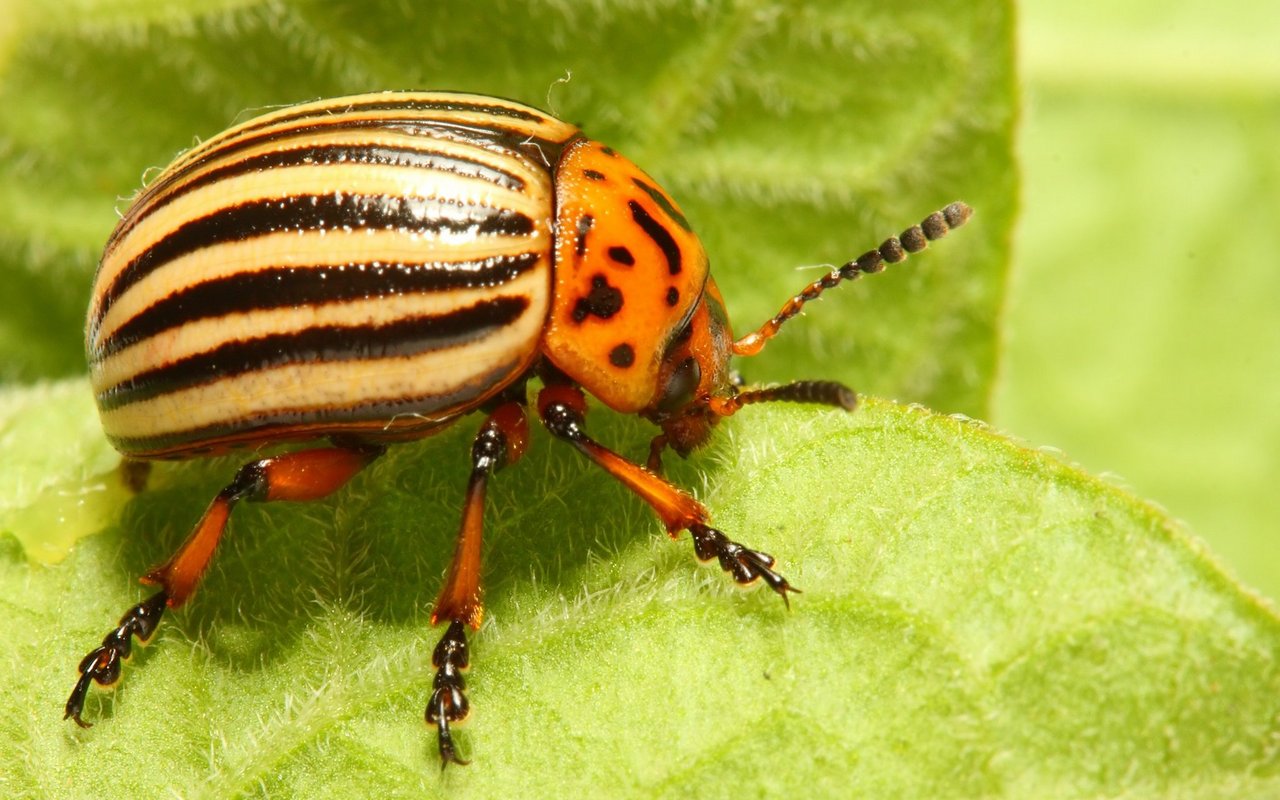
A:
710 380 857 416
732 201 973 357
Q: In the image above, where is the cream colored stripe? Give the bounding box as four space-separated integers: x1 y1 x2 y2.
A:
97 292 546 442
165 92 576 177
93 161 549 303
92 225 551 349
118 126 552 245
92 266 550 393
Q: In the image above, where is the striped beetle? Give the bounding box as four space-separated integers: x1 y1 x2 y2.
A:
67 91 971 766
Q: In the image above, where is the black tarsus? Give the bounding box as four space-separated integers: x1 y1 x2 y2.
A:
426 620 472 768
689 524 800 609
64 590 169 727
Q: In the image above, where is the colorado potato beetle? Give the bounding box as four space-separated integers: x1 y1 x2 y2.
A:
66 90 971 766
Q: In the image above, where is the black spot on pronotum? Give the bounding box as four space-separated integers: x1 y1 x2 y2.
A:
571 274 624 322
583 169 606 181
627 201 681 276
665 287 679 307
600 145 617 157
608 343 635 368
633 179 692 233
574 214 594 257
607 246 635 266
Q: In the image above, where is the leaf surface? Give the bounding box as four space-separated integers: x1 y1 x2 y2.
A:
2 385 1277 798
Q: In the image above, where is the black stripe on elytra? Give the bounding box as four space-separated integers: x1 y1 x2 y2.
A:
110 114 570 251
151 96 551 187
97 194 535 324
232 96 550 140
99 251 543 358
633 179 692 232
109 359 523 459
110 144 532 266
117 143 529 245
97 296 530 412
627 200 682 276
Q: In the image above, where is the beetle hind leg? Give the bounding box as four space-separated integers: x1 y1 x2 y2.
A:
64 444 382 729
425 620 471 766
63 590 168 727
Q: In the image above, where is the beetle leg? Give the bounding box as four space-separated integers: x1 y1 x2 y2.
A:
537 384 798 605
119 458 152 493
645 433 669 475
64 444 383 729
426 401 529 768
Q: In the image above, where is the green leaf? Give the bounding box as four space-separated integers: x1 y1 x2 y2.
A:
3 384 1278 798
0 381 127 563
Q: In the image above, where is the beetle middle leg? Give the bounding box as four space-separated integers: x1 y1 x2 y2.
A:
537 383 798 605
426 400 529 768
64 443 383 728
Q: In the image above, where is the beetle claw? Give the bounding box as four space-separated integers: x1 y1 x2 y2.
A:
425 620 472 768
688 524 799 606
64 590 168 729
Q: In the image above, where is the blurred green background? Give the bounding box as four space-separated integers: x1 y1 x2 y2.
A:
1000 1 1280 600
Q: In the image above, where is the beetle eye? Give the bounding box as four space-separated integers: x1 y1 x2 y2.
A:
656 357 701 413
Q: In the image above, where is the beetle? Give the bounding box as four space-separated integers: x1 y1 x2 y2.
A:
65 90 971 766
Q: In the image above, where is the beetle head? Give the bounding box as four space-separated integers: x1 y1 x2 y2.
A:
641 277 738 456
644 202 974 461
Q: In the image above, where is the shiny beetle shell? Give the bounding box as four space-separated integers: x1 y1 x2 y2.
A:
87 91 708 458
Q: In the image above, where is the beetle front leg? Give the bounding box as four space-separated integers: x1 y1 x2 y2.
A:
645 433 669 475
426 401 528 768
64 444 382 728
537 385 798 605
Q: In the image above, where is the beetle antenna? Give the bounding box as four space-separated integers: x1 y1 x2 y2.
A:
708 380 856 417
732 201 973 357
